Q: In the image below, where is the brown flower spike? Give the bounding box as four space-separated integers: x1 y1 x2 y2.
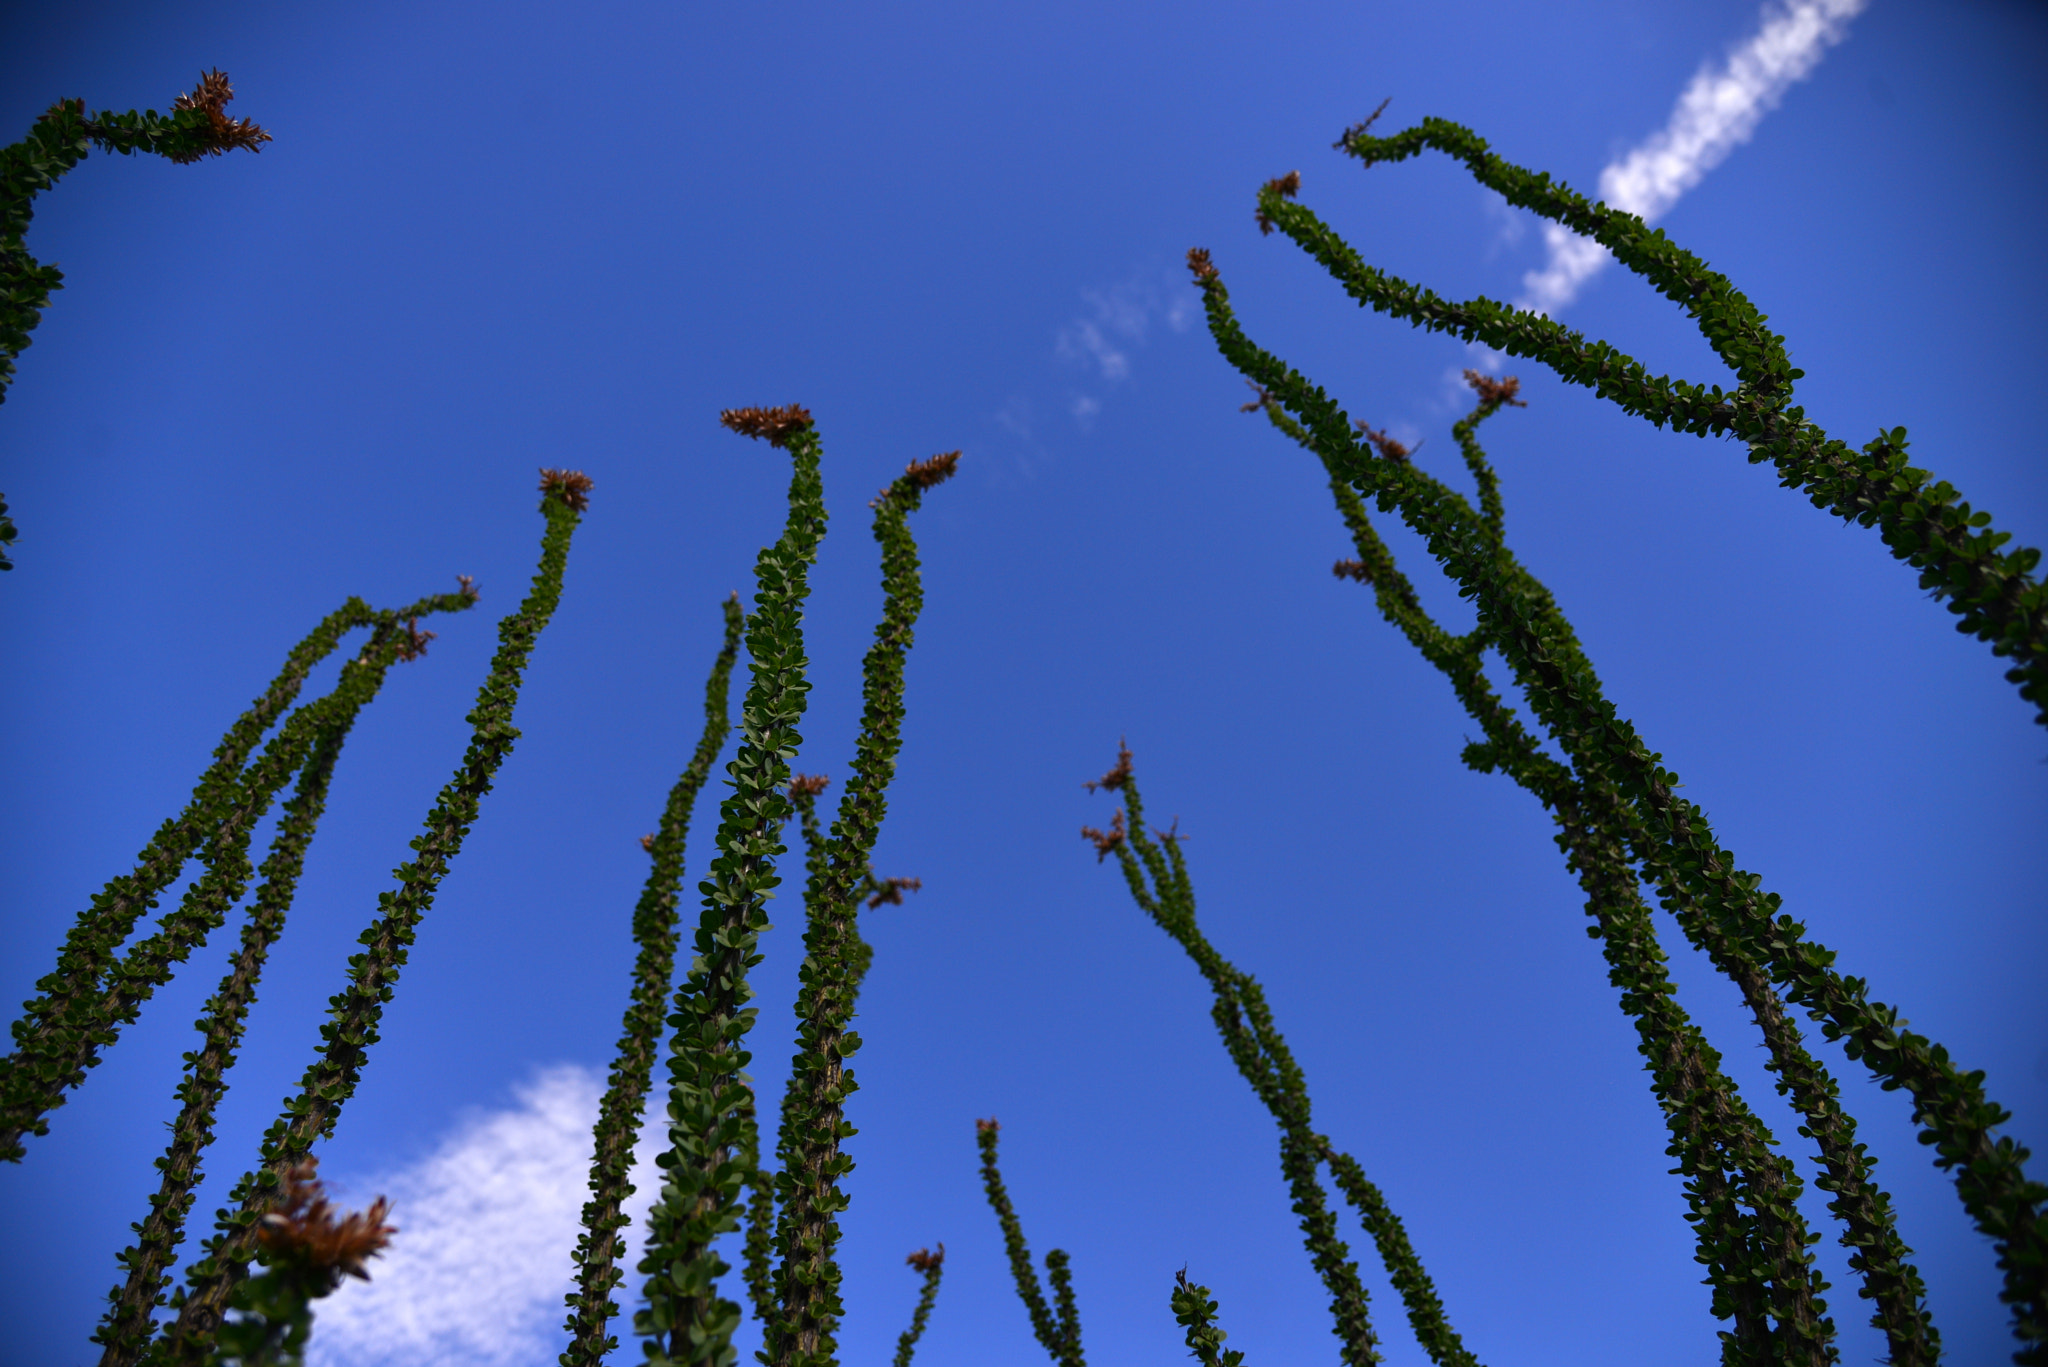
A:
1255 170 1301 236
255 1157 394 1288
903 451 961 491
906 1244 946 1274
719 405 814 448
1354 424 1414 463
165 69 272 164
875 451 963 507
1462 368 1527 408
1084 741 1133 794
1186 247 1218 284
866 876 922 909
539 468 594 512
1081 809 1127 863
788 773 831 801
393 615 437 662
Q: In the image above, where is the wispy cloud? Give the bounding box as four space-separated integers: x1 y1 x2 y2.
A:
1518 0 1866 316
308 1065 659 1367
1054 272 1198 422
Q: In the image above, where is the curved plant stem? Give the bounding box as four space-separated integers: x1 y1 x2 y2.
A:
2 589 472 1161
561 594 745 1367
155 474 587 1364
764 451 955 1367
636 409 824 1367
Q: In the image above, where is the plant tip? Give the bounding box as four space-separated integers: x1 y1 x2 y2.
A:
719 404 814 447
904 450 961 491
165 68 271 163
1255 171 1301 235
538 468 595 512
1462 369 1527 409
1083 741 1133 793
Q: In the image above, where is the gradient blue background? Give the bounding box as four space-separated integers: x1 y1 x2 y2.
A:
2 2 2043 1363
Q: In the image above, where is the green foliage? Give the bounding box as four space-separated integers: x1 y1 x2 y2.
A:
1 589 476 1163
1171 1270 1246 1367
635 408 826 1367
1084 747 1478 1367
763 451 955 1367
975 1119 1085 1367
8 75 2041 1367
564 595 747 1367
94 619 453 1365
0 70 271 570
1292 111 2047 728
156 474 588 1364
1190 111 2045 1363
890 1247 945 1367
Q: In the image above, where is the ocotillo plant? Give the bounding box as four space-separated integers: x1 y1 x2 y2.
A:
1152 107 2046 1365
562 593 747 1366
9 66 2039 1367
0 68 271 570
1084 745 1479 1367
0 445 587 1364
629 408 957 1367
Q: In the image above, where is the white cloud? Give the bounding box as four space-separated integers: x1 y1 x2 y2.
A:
994 396 1034 440
1069 394 1102 428
1055 273 1195 383
307 1064 664 1367
1479 189 1527 256
1057 316 1131 381
1517 0 1866 316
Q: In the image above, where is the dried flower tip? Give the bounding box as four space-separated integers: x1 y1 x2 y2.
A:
1083 740 1133 793
165 69 271 164
1462 369 1527 408
1354 424 1412 462
1239 380 1274 414
456 573 480 601
393 615 437 662
1154 817 1184 845
1332 558 1375 583
1081 809 1127 862
904 450 961 490
1186 247 1218 283
975 1117 1000 1135
906 1244 946 1274
254 1156 395 1286
170 69 235 117
866 876 923 910
1254 171 1301 236
719 404 814 448
1333 97 1393 151
639 833 656 854
788 773 831 800
538 468 594 512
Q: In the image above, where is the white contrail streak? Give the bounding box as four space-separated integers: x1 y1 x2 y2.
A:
1517 0 1867 317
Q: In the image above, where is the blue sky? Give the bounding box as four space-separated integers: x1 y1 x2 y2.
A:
2 2 2044 1364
